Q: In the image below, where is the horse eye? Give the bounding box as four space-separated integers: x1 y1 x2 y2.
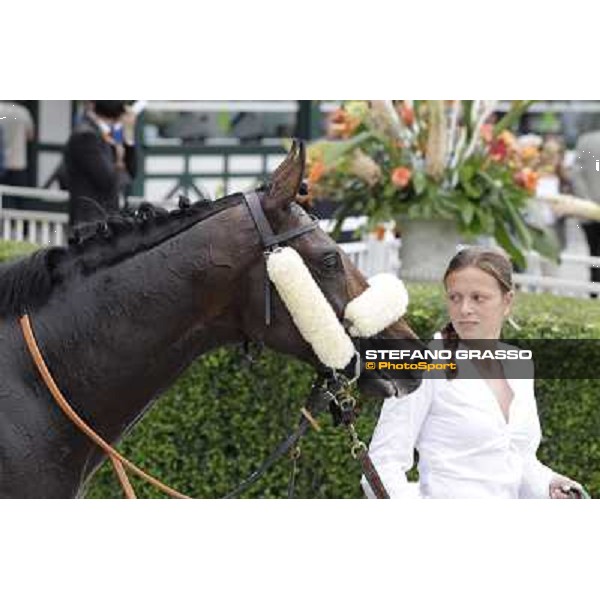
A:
322 252 341 270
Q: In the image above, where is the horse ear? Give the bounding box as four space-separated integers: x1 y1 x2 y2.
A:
269 139 298 182
264 139 305 211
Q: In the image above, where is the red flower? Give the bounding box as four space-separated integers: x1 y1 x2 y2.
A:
489 138 508 161
391 166 412 188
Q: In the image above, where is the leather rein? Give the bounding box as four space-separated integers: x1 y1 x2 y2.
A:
19 191 389 499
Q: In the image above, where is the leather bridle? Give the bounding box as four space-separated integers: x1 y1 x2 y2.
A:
240 190 389 498
243 190 319 326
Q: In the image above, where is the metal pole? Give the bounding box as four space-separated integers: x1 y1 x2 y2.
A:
296 101 322 140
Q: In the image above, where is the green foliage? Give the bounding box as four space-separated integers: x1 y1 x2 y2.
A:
493 101 535 135
0 240 38 263
85 284 600 499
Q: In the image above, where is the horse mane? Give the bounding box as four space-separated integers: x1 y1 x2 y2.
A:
0 194 245 317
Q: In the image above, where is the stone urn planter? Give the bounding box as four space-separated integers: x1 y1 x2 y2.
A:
397 218 463 282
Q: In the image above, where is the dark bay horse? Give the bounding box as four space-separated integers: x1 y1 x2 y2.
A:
0 141 422 498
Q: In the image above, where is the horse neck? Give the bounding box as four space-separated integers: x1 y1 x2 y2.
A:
34 205 261 445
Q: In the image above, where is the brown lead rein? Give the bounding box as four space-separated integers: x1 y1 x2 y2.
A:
19 314 189 499
357 449 390 499
20 313 391 500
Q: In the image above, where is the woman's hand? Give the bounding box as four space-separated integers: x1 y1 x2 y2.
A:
549 476 584 499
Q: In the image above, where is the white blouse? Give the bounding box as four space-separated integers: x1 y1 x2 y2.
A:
362 354 557 499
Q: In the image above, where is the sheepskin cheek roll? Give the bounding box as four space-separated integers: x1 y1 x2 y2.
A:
344 273 409 337
266 247 356 369
266 248 410 370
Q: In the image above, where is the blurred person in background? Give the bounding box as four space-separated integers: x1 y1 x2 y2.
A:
64 100 137 227
0 101 35 209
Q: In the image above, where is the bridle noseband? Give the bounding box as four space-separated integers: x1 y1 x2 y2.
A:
243 190 319 327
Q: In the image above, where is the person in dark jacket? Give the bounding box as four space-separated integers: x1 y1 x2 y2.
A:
65 100 137 226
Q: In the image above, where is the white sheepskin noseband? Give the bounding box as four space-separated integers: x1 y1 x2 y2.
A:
266 247 355 369
344 273 409 337
266 247 409 370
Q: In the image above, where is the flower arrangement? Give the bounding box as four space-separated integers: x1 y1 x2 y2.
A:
305 100 559 267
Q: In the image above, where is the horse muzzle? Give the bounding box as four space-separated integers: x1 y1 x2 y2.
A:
266 246 419 396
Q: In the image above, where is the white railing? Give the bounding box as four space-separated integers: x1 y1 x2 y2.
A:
514 252 600 298
513 272 600 296
1 184 598 298
0 185 147 247
337 239 402 278
0 185 69 246
1 208 68 246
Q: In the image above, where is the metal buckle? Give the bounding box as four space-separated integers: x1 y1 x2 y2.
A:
263 244 282 258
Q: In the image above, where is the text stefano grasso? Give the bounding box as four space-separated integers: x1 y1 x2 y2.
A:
364 348 533 361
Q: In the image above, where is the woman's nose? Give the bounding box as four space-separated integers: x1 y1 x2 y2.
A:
459 299 475 315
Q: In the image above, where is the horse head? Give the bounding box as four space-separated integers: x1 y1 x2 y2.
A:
236 140 423 399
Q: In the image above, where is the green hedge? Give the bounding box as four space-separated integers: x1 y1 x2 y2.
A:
1 242 597 498
0 240 39 263
84 285 600 499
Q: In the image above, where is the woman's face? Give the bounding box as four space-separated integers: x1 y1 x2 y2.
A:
445 266 514 340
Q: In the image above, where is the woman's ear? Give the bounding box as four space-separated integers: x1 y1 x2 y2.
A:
503 289 515 316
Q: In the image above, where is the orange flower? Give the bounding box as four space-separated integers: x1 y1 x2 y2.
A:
498 130 517 149
327 108 360 139
515 168 539 193
308 160 326 184
520 145 539 162
399 102 414 127
373 224 386 241
391 166 412 188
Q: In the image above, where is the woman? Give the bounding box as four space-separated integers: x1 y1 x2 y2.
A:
363 246 584 499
